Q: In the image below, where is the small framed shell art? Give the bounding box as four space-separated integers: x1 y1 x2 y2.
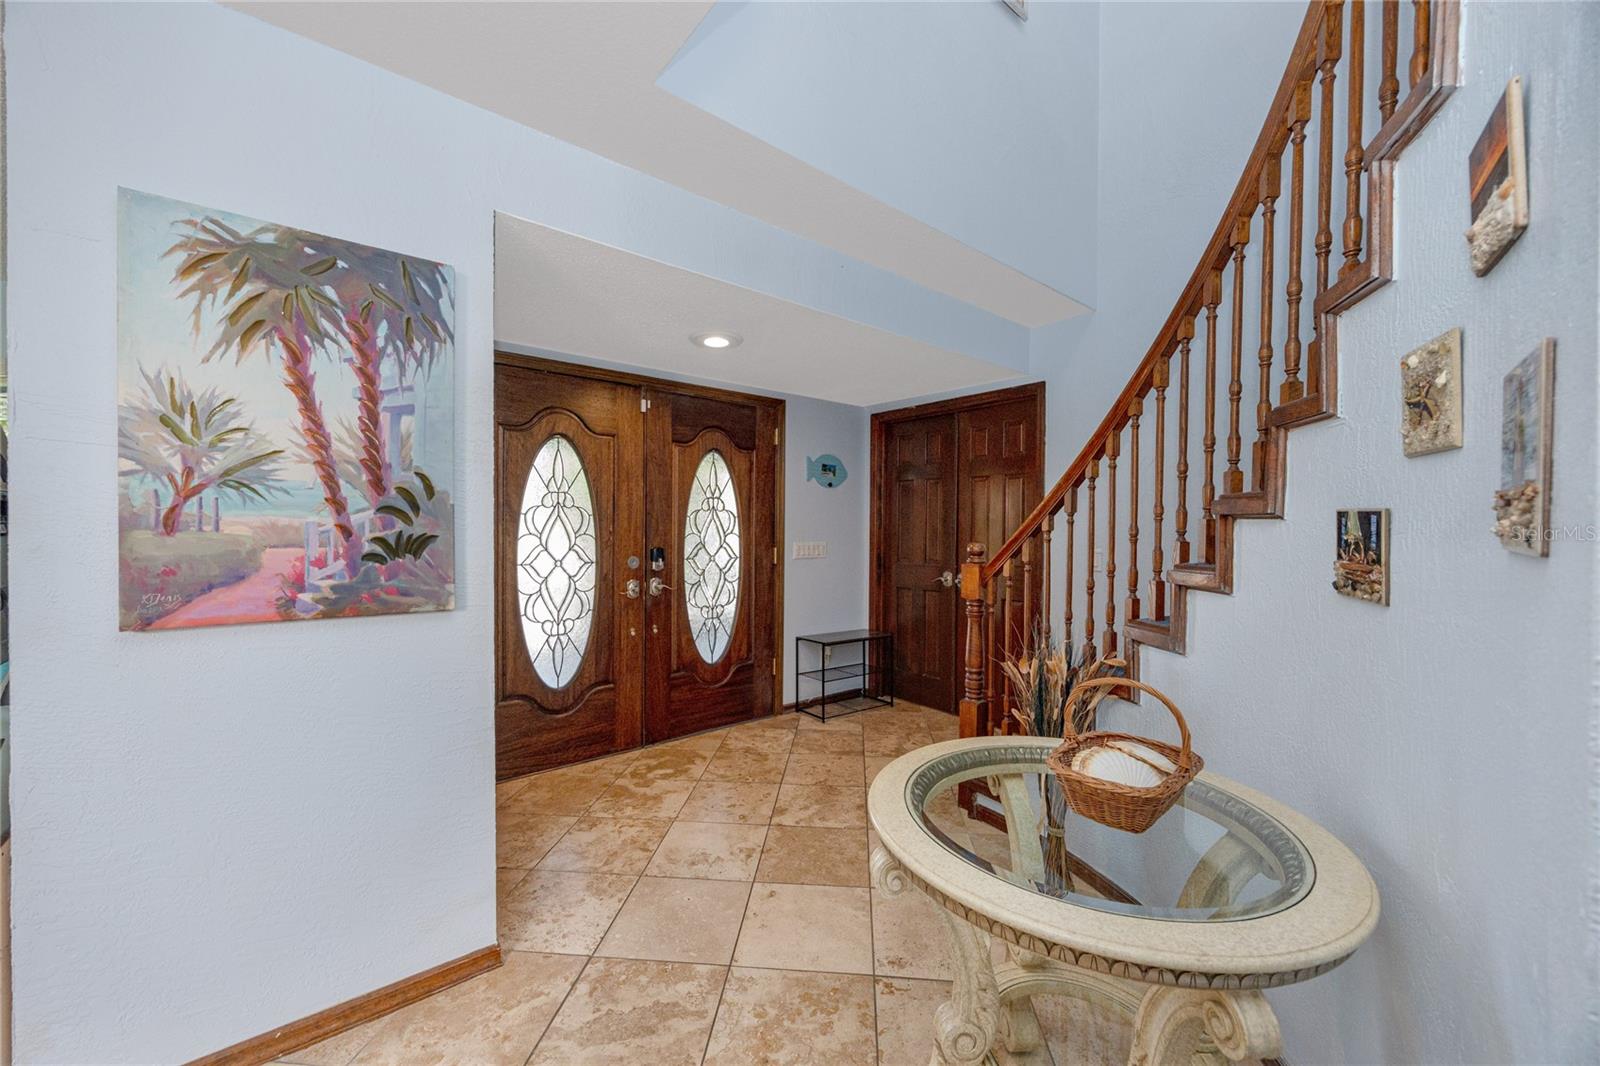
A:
1400 328 1463 456
1333 509 1390 605
1494 339 1556 556
1466 76 1528 276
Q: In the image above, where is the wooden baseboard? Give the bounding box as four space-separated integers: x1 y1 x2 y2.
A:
188 944 502 1066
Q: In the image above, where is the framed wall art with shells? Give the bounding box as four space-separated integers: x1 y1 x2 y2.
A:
1494 339 1556 557
1400 328 1464 456
1466 76 1528 277
1333 509 1390 605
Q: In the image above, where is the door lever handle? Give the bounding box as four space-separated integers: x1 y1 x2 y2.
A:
624 579 641 599
647 576 675 597
936 570 955 588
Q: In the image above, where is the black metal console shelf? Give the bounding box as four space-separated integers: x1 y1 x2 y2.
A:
793 629 894 722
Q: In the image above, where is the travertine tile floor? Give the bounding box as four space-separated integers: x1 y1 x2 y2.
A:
274 702 1139 1066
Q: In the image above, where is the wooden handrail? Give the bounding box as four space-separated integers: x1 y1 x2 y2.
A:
964 0 1458 740
984 1 1329 585
982 0 1456 585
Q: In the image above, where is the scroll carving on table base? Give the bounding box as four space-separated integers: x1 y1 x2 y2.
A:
872 844 1300 1066
1129 987 1283 1065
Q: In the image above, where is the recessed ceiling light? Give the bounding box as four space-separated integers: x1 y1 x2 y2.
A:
692 332 742 350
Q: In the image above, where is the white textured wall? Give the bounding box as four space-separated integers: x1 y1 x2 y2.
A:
1036 1 1600 1061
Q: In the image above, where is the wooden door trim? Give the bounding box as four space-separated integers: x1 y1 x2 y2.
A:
868 383 1046 695
493 351 787 721
494 351 786 415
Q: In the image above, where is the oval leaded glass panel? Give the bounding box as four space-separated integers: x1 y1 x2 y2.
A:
517 435 596 689
683 449 742 664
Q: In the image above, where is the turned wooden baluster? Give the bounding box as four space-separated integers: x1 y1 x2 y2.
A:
1002 557 1016 671
1308 3 1342 393
1064 487 1077 648
1281 80 1312 404
959 542 988 739
1126 397 1142 624
1175 319 1193 565
1201 274 1222 558
1151 352 1169 618
1411 0 1431 88
1379 0 1400 123
979 569 992 726
1255 156 1279 489
1084 461 1098 662
1040 515 1053 645
1021 538 1034 648
1103 431 1120 658
1340 0 1366 277
1224 216 1250 496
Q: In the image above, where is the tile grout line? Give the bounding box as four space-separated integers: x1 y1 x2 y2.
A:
699 839 763 1065
519 953 595 1066
509 718 944 1064
524 728 730 1066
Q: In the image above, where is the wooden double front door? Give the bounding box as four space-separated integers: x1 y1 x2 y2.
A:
871 384 1044 714
494 356 782 779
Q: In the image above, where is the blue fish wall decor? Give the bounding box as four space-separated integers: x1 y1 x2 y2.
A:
806 454 848 488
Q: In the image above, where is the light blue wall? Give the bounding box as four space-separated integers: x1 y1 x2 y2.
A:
1022 2 1600 1062
5 2 887 1058
1030 1 1305 475
659 0 1099 307
780 396 871 703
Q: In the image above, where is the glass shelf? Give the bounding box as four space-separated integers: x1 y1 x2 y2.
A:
797 662 886 682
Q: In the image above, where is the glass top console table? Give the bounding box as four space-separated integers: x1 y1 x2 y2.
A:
868 737 1380 1065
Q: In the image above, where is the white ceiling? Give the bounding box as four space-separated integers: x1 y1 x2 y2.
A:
231 1 1085 328
494 213 1020 406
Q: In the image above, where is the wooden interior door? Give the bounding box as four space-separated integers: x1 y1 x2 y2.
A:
642 389 780 742
495 362 643 779
884 413 960 709
872 384 1044 715
958 394 1045 674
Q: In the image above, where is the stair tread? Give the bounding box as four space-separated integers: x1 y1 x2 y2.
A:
1213 489 1281 518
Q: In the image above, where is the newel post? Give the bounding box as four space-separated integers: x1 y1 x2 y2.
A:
958 542 988 739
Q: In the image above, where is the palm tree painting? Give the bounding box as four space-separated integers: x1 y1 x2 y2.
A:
117 189 456 630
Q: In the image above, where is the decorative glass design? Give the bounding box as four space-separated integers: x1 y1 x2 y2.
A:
683 449 742 664
517 436 596 688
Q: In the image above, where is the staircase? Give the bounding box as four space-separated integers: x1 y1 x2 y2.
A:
960 0 1460 736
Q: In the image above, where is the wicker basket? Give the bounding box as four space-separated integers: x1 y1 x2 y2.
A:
1044 677 1202 834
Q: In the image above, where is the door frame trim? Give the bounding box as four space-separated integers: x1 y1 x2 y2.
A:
868 382 1046 708
493 351 787 724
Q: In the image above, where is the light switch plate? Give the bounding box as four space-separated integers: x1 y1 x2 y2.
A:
793 541 828 560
